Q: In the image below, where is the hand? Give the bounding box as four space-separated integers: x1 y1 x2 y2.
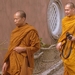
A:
2 62 8 75
56 42 62 51
71 36 75 41
13 46 26 53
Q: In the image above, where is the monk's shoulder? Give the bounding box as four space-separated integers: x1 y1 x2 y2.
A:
62 16 67 21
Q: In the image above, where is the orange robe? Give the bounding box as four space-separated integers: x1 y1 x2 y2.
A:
58 16 75 75
3 23 40 75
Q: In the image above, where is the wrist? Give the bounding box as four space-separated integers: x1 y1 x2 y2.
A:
22 47 26 52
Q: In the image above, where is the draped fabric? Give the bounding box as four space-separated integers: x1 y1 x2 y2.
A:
3 23 40 75
58 16 75 75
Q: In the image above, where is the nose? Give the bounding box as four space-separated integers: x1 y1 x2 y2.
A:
65 11 68 14
14 19 17 23
14 19 16 22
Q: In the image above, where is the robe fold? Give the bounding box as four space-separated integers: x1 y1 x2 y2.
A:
3 23 40 75
58 16 75 75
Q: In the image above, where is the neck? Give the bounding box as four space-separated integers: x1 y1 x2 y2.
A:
18 22 26 27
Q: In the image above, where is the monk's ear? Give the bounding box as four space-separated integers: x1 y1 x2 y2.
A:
23 17 26 21
73 8 75 12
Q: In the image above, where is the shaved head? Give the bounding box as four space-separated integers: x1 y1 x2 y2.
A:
64 2 75 17
65 2 75 9
15 10 26 18
14 10 26 27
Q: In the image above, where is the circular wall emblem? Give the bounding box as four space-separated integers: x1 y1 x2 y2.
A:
47 1 63 39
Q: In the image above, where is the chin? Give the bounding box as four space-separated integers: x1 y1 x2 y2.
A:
66 15 71 17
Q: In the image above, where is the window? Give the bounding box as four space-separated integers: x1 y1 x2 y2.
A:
47 1 63 39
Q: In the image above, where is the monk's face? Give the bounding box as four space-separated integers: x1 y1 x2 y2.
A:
65 4 75 17
14 12 25 27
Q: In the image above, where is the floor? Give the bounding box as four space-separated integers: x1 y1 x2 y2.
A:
52 67 64 75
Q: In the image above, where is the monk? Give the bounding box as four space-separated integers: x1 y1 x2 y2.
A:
56 2 75 75
2 10 40 75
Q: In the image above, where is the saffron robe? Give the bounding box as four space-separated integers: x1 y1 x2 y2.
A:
3 23 40 75
58 15 75 75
